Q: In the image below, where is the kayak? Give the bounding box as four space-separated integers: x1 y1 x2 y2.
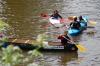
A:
68 16 87 35
49 17 63 28
2 38 78 51
49 17 60 24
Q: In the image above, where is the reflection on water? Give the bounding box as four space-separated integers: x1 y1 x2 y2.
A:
17 51 78 66
0 0 64 40
59 51 78 65
27 51 78 66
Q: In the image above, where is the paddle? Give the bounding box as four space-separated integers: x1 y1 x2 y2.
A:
40 13 67 22
68 41 85 51
68 16 97 24
88 21 97 24
68 16 74 20
62 35 85 51
41 14 47 18
75 44 85 51
82 16 97 24
59 18 67 22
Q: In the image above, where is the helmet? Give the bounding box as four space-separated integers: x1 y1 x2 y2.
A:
73 16 77 21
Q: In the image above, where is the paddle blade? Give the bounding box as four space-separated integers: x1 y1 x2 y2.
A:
75 44 85 51
89 21 97 24
40 14 47 17
60 18 67 22
68 16 74 20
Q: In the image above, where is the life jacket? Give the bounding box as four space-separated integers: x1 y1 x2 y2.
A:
61 35 70 45
51 14 59 19
71 21 80 29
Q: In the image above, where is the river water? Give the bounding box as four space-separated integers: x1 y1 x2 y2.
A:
0 0 100 66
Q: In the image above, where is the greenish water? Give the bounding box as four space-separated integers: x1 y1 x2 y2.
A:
0 0 100 66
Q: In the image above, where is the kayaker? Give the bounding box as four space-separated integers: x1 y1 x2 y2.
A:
50 10 62 19
70 17 81 29
79 16 85 22
78 15 87 26
57 30 71 45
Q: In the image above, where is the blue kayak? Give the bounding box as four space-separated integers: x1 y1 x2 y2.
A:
68 16 87 35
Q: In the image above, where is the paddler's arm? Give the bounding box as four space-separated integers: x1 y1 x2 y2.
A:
67 36 71 41
57 35 63 39
58 14 62 19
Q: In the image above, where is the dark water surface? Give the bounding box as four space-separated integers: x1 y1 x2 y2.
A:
0 0 100 66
